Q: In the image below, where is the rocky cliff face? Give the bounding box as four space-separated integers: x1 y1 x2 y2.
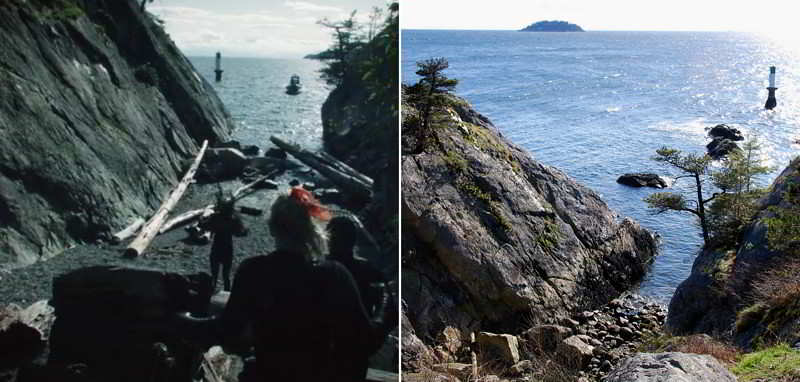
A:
0 0 231 268
401 93 658 366
668 157 800 348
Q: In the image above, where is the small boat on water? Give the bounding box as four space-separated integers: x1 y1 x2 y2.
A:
286 74 301 95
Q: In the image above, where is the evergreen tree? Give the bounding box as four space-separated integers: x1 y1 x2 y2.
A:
412 57 458 152
645 147 715 245
315 11 363 86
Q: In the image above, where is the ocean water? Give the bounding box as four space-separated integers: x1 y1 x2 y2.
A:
402 30 800 304
189 56 329 151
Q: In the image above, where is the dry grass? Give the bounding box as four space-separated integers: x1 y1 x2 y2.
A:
735 255 800 342
638 333 739 366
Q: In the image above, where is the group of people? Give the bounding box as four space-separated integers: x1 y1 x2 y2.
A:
195 186 396 381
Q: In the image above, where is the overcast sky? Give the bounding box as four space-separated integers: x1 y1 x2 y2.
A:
149 0 389 58
402 0 800 36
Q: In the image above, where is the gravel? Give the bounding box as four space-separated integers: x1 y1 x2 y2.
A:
0 169 330 306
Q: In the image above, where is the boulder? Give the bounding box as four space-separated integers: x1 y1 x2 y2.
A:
557 335 594 368
48 266 213 382
617 173 669 188
603 352 736 382
202 148 248 180
707 124 744 141
706 137 740 159
476 332 520 365
523 324 571 352
0 301 53 370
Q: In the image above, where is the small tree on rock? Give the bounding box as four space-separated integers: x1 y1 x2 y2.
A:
412 57 458 152
645 147 715 245
315 11 363 86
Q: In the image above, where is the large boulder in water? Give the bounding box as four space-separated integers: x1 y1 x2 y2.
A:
604 352 737 382
706 137 740 159
617 173 668 188
707 124 744 141
402 93 658 366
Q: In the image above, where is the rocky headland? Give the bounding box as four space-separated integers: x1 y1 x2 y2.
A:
401 86 660 380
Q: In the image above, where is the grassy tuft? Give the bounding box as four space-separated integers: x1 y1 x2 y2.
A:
732 343 800 381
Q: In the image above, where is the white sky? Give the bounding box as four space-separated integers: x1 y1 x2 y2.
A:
148 0 389 58
402 0 800 35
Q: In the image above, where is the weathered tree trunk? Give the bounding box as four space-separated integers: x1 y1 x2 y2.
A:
111 217 146 244
270 136 373 200
124 140 208 258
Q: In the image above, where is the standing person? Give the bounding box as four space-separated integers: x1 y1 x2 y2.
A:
217 187 385 381
199 196 247 291
327 216 398 378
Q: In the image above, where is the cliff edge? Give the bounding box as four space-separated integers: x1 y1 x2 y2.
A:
0 0 232 268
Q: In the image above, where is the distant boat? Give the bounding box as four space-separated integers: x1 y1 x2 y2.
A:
286 74 301 95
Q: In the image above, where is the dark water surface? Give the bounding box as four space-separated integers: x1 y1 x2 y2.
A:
403 30 800 303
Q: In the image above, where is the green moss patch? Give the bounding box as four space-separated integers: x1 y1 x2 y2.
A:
732 343 800 381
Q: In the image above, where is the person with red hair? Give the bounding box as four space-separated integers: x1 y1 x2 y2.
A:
217 187 385 381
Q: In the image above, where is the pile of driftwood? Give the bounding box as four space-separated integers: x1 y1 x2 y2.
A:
113 136 374 258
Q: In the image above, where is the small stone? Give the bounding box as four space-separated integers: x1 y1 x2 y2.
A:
601 360 612 371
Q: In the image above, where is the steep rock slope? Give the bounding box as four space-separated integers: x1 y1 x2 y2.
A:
668 157 800 348
0 0 231 268
402 94 658 364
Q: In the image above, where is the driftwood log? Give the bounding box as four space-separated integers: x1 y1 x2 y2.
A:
124 140 208 258
269 136 373 200
158 171 278 235
111 217 145 244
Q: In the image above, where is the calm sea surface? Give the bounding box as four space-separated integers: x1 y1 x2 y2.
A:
403 30 800 303
190 56 329 151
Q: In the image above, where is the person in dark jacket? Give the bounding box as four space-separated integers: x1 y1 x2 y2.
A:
217 188 385 381
199 197 247 291
327 216 398 379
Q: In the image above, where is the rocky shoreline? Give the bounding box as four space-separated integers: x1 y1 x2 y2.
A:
405 293 667 381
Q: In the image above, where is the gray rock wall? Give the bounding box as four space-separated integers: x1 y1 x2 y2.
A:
0 0 231 267
402 95 658 364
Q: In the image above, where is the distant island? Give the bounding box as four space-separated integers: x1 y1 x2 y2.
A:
520 20 584 32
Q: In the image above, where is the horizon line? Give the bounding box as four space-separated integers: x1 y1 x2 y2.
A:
402 28 744 33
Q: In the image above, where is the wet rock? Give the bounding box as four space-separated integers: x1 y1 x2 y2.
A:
476 332 520 365
616 173 669 188
603 352 736 382
706 137 740 159
707 124 744 141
